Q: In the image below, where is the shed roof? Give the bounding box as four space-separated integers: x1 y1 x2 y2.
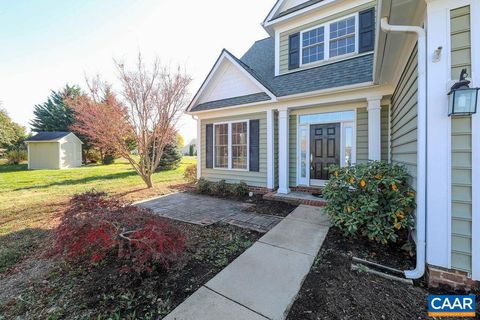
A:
25 132 72 142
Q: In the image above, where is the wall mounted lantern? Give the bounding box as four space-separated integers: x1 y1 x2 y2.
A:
448 68 479 116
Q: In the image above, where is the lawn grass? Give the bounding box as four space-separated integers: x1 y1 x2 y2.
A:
0 157 196 275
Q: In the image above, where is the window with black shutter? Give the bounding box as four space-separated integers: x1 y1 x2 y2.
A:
288 33 300 70
358 8 375 53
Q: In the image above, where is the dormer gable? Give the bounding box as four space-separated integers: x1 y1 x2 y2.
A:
265 0 377 76
188 50 276 112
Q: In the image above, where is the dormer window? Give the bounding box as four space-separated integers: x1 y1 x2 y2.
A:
287 8 374 73
302 26 325 64
300 14 358 67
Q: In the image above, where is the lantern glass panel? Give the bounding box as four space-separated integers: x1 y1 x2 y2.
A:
449 88 478 115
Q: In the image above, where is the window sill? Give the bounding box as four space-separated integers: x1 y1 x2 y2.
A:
282 51 373 76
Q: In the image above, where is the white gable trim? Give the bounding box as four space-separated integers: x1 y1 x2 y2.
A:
187 50 276 113
263 0 337 28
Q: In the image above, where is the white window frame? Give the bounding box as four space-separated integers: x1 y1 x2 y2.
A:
296 109 357 186
213 120 250 171
300 12 359 67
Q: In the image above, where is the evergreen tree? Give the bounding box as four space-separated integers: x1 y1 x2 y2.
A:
30 84 81 132
157 144 183 171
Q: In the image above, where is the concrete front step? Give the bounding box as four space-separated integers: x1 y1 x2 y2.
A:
164 205 330 320
263 191 327 207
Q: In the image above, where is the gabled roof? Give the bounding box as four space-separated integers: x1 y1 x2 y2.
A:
188 37 374 113
272 0 324 21
25 131 71 142
263 0 330 28
187 49 276 113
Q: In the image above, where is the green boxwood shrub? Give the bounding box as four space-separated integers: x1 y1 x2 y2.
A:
196 179 249 199
323 161 416 245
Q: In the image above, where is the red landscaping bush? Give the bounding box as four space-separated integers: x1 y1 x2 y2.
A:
53 191 185 273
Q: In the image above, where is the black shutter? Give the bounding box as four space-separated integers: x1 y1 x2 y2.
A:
288 32 300 70
359 8 375 53
249 120 260 172
206 124 213 168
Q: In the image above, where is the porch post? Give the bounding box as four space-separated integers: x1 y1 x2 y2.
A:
367 97 382 161
278 108 290 194
266 109 274 190
196 117 201 179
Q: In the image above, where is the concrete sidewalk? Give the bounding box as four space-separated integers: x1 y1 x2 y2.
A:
164 205 330 320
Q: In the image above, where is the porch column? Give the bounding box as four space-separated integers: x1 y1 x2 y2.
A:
367 97 382 161
196 117 201 179
266 109 274 190
278 108 290 194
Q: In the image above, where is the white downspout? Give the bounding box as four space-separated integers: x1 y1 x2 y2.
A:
380 17 427 280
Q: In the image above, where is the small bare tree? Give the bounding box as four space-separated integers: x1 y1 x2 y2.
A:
70 54 192 188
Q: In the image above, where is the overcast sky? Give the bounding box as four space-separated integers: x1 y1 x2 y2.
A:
0 0 274 144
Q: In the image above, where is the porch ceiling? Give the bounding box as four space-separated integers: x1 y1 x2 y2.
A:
375 0 426 87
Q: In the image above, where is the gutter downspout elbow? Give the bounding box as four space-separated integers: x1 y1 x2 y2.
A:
380 17 427 280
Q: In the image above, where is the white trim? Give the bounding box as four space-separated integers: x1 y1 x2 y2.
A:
278 108 290 194
196 117 201 179
367 97 382 161
296 124 310 186
58 142 62 169
189 82 393 117
470 0 480 281
212 120 250 171
295 109 356 186
275 30 280 76
27 143 31 170
267 109 275 189
187 51 277 112
263 0 343 28
424 1 451 270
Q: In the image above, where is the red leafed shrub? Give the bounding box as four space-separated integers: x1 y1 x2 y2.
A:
53 190 185 273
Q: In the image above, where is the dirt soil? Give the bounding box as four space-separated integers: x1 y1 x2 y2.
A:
242 195 298 217
0 222 261 319
287 228 480 320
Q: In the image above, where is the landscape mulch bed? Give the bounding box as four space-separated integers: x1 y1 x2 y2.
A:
0 222 261 320
242 194 298 217
287 228 480 320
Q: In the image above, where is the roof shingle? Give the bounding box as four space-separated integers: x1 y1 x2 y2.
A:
25 131 71 142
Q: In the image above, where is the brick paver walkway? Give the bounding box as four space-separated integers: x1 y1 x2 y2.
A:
136 193 283 232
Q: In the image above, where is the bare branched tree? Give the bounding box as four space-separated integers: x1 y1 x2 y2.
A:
70 54 192 188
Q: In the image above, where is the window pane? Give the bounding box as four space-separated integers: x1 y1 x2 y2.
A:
214 124 228 168
232 122 248 169
329 16 356 58
345 126 353 165
299 111 355 124
300 127 308 178
301 26 325 64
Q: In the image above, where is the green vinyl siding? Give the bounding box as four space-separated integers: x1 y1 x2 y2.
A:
450 6 471 79
381 105 389 162
450 5 472 273
390 45 418 188
356 108 368 163
279 1 376 74
200 112 267 187
289 115 297 187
